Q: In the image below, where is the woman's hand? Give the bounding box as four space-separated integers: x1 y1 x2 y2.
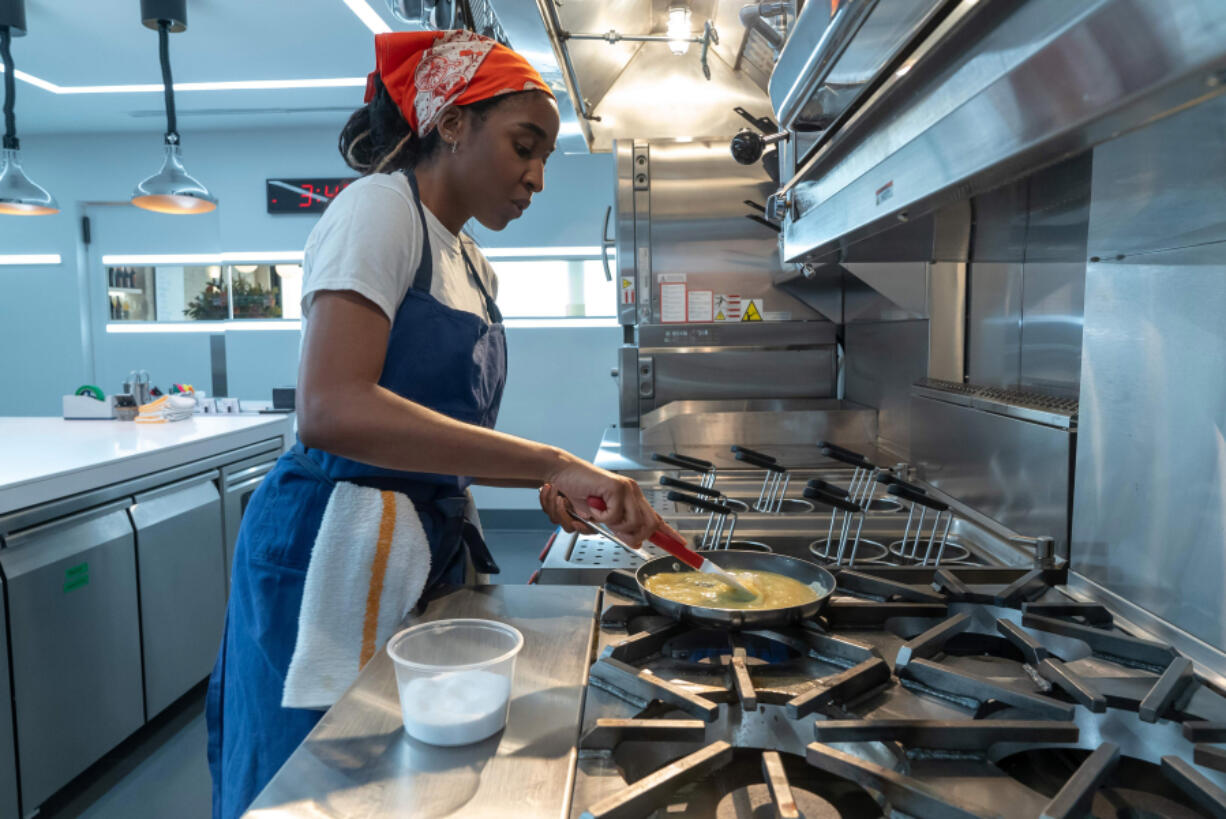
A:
538 454 683 548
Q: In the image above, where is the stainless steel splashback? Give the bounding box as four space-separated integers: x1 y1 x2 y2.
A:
911 386 1076 553
1072 96 1226 651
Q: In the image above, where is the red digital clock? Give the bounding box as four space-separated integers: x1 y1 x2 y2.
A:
265 177 358 214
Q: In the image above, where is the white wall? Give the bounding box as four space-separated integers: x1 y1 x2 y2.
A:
0 126 618 509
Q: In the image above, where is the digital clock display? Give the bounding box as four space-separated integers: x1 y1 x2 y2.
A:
266 177 358 213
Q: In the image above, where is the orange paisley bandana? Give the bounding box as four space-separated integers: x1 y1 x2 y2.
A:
364 30 554 136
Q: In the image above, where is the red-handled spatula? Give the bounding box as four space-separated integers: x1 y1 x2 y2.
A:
584 496 758 601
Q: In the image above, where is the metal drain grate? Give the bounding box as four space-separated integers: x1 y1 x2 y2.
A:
565 536 666 568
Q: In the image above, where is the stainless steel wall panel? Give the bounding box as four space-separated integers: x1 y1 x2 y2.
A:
0 573 17 819
1 502 145 810
1072 250 1226 650
1086 95 1226 260
844 320 930 459
927 262 966 383
966 262 1023 388
646 140 786 278
1018 261 1084 397
1072 95 1226 650
131 474 226 717
912 395 1074 550
1018 154 1090 397
639 399 877 448
650 348 835 406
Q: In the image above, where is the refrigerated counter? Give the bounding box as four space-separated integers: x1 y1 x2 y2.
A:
0 415 292 818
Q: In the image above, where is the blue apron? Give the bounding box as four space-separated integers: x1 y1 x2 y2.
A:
205 172 507 819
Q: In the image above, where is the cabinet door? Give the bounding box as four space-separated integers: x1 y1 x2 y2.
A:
221 459 275 593
0 502 144 810
0 573 18 819
130 473 225 718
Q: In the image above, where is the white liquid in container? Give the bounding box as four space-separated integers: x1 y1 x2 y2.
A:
398 669 512 745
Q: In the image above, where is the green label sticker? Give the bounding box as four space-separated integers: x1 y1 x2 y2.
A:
64 562 89 593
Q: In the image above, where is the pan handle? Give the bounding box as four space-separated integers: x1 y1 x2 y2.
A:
660 476 722 498
652 453 710 471
817 440 866 460
887 484 949 511
803 486 862 514
735 451 787 473
668 452 714 470
819 446 875 469
731 445 777 463
875 473 926 493
604 569 645 603
806 478 849 497
665 491 735 516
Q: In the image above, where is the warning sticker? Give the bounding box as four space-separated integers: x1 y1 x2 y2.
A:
660 282 687 324
620 278 635 304
686 290 713 323
715 294 741 322
742 299 763 321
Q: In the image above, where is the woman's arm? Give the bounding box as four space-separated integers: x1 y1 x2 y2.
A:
297 290 672 544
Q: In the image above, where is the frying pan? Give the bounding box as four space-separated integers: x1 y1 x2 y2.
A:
607 549 837 629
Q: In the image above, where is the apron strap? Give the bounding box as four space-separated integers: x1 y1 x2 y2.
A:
402 171 435 295
431 496 502 583
460 243 503 325
290 442 336 487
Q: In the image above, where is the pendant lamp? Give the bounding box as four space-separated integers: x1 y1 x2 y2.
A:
0 0 59 215
131 0 216 214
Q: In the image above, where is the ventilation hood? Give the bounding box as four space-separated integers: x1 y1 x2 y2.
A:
497 0 787 152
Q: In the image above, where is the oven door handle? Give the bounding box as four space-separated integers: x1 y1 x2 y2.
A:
601 205 614 282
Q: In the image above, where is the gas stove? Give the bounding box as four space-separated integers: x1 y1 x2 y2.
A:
568 564 1226 818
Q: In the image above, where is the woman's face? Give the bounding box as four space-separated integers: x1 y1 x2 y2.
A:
455 92 560 231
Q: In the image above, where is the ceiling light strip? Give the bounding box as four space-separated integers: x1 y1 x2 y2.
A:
0 65 366 95
340 0 392 34
221 251 305 263
102 253 223 265
482 246 609 259
0 254 62 265
107 320 302 334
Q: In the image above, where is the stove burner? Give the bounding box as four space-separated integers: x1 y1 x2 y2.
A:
997 747 1210 818
663 628 798 665
591 748 883 819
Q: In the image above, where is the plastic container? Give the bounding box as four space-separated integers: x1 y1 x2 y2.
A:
386 618 524 746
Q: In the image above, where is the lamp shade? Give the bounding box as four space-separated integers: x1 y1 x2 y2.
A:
131 143 217 214
0 147 58 215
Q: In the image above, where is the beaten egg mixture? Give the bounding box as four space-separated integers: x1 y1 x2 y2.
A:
643 569 820 610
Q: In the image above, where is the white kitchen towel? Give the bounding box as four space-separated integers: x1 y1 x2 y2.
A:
282 482 431 710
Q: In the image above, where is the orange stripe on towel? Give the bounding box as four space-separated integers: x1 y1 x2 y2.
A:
359 490 397 669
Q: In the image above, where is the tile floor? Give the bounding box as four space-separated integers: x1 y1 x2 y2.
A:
33 527 554 818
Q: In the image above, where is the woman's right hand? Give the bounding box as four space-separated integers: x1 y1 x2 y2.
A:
539 453 681 548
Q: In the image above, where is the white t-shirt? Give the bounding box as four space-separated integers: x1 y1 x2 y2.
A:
301 172 499 325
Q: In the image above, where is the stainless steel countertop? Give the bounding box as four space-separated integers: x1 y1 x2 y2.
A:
247 585 601 818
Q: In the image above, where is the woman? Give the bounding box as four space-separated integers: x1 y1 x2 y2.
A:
206 30 677 817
